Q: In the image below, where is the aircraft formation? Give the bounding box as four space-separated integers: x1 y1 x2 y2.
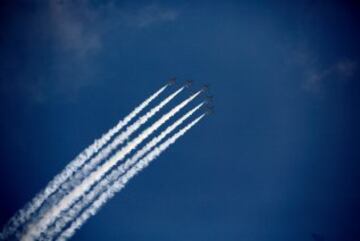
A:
0 77 211 241
167 77 214 115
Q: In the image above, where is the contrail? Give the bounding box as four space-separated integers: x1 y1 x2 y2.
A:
21 91 202 241
19 86 183 239
43 103 204 240
0 85 167 240
51 86 184 201
56 114 206 241
71 87 184 182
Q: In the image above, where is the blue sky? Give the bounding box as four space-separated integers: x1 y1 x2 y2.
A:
0 1 359 240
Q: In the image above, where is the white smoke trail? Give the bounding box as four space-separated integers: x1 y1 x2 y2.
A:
70 87 184 184
43 103 204 240
0 85 167 240
21 91 202 241
20 86 183 239
47 86 184 207
56 114 205 241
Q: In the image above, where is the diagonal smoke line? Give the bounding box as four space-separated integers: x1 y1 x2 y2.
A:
0 84 167 240
21 91 202 241
19 86 183 239
49 86 184 205
74 87 185 180
56 114 206 241
43 103 204 240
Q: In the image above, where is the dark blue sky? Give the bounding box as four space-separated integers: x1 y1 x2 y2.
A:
1 1 359 240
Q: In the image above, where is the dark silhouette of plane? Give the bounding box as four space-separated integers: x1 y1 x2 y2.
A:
167 77 176 86
202 84 210 91
205 105 214 115
184 80 193 87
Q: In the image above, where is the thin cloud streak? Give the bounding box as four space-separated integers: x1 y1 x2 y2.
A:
303 59 357 93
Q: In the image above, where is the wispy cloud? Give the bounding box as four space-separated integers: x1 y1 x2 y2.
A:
283 39 357 95
122 4 179 28
303 59 357 93
50 0 102 57
280 2 358 96
3 0 181 103
50 1 180 56
0 0 181 104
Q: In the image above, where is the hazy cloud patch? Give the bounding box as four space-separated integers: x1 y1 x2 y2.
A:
303 59 357 93
44 0 180 101
50 1 180 56
50 0 102 57
122 4 179 28
0 0 181 104
284 40 357 95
